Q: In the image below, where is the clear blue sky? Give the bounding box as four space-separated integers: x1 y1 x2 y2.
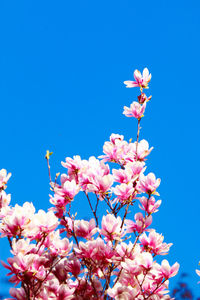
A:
0 0 200 298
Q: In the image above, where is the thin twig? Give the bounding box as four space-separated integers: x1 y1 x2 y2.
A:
84 192 99 226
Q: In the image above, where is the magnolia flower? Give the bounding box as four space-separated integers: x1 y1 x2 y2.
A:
112 182 135 203
130 139 153 161
74 218 97 239
107 282 137 300
139 196 161 214
124 67 151 89
0 169 11 190
139 230 172 255
0 190 11 209
139 172 161 195
0 202 36 238
125 213 152 233
159 260 180 279
123 101 146 119
101 214 123 241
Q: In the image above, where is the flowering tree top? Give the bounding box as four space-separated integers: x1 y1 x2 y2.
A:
0 67 180 300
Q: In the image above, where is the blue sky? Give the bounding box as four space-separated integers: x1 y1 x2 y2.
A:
0 0 200 297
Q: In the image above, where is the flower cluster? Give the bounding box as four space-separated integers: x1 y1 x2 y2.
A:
0 68 180 299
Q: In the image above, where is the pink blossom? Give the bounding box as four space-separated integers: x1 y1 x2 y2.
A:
2 253 47 283
139 196 161 214
86 174 113 200
47 230 72 257
74 218 97 239
0 190 11 209
112 167 133 184
115 241 138 261
57 284 75 300
79 157 111 193
50 180 79 216
64 256 81 277
159 260 180 279
123 101 146 119
61 155 85 177
112 182 135 203
38 278 60 300
56 179 79 201
126 161 145 177
99 134 130 165
71 277 102 298
0 169 11 190
52 261 69 283
110 133 124 144
139 252 154 270
112 161 144 185
125 213 152 233
139 230 172 256
107 282 137 300
30 210 59 238
100 136 146 166
121 256 142 276
99 139 127 164
0 202 35 238
124 67 151 89
11 238 35 256
101 214 123 241
9 287 26 300
130 139 153 161
75 238 114 274
139 172 161 195
61 156 91 187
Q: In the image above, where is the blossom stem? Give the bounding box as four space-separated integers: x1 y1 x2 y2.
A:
136 118 141 161
85 192 99 227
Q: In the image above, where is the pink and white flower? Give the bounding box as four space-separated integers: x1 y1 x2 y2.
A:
125 213 152 233
112 182 135 203
0 169 11 190
130 139 153 161
0 190 11 209
139 172 161 195
139 230 172 256
139 196 161 214
74 218 97 239
158 260 180 279
123 101 146 119
101 214 123 241
124 67 151 89
0 202 35 238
